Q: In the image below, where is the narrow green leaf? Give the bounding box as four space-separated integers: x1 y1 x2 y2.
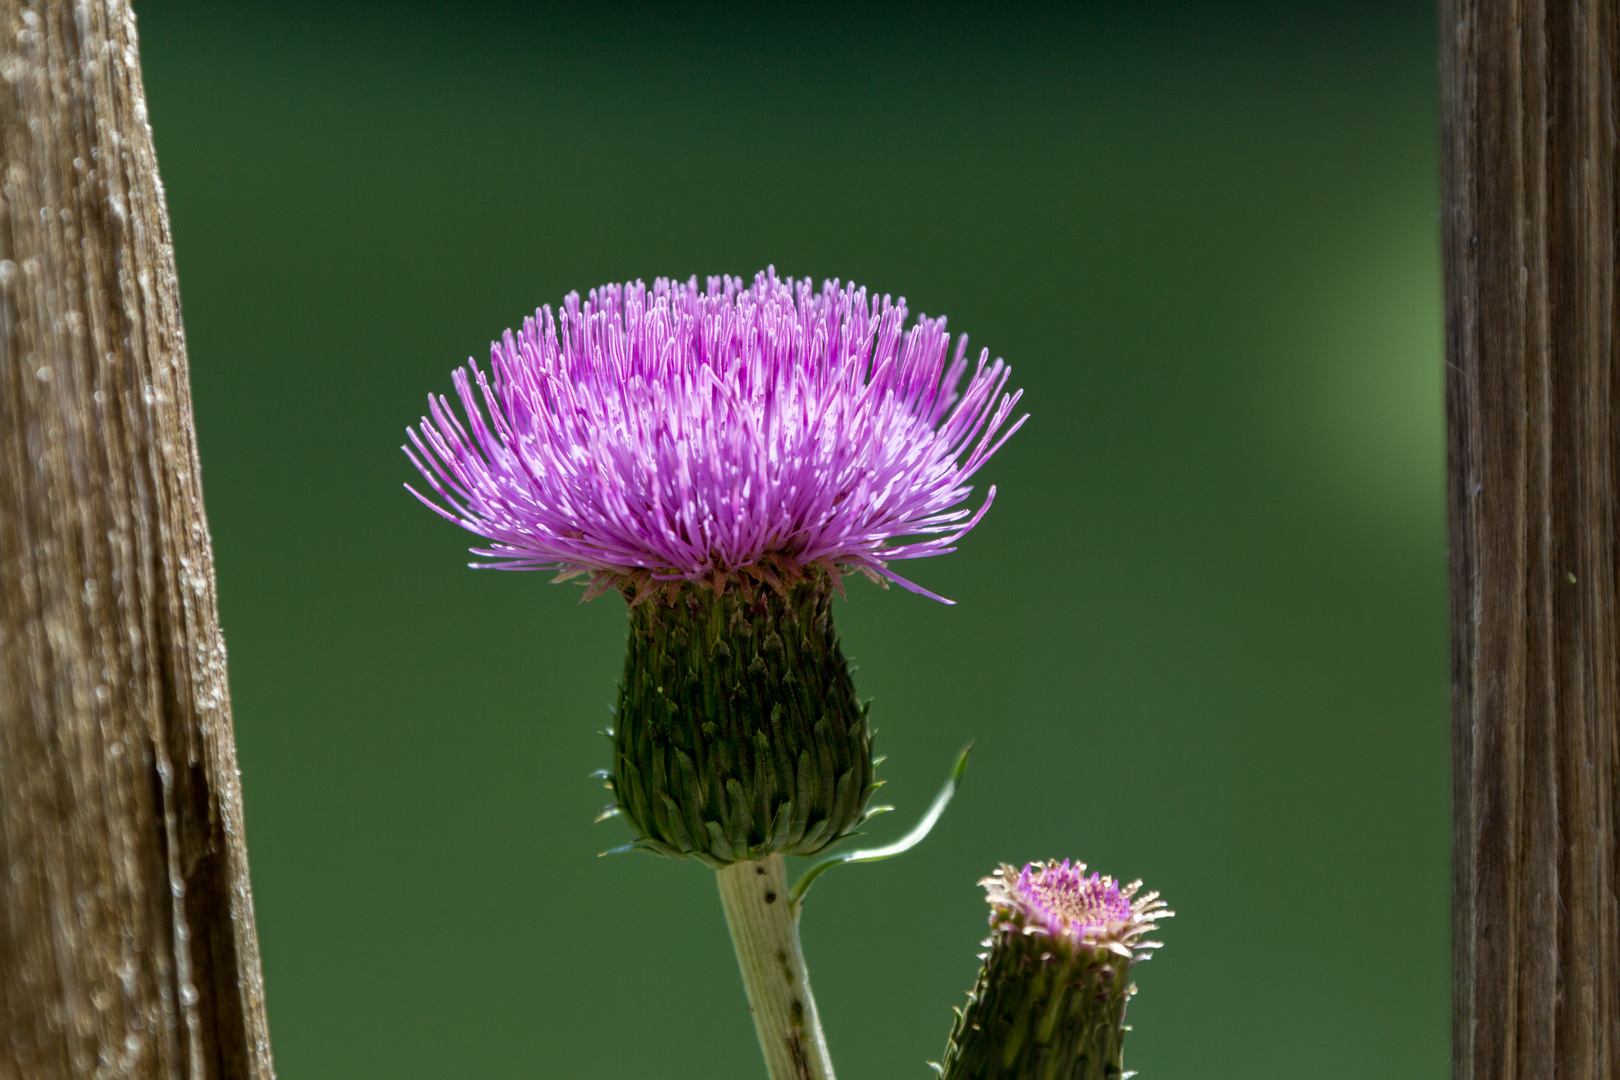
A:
598 839 674 858
790 742 972 905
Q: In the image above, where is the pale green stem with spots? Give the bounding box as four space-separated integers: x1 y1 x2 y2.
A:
716 855 835 1080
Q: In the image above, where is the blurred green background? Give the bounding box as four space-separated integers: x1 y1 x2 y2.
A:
136 2 1447 1077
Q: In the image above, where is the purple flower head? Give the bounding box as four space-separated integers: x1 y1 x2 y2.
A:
1016 861 1131 935
982 859 1171 958
404 269 1026 603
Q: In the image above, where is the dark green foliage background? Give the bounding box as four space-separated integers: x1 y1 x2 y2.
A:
136 2 1447 1076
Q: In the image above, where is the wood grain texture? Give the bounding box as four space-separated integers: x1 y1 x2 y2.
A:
1443 0 1620 1077
0 1 273 1077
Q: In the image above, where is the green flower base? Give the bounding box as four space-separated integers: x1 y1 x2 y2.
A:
938 930 1137 1080
609 577 877 866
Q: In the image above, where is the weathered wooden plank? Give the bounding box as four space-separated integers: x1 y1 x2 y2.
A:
0 1 272 1077
1443 0 1620 1076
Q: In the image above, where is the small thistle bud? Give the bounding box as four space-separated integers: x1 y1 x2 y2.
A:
937 860 1171 1080
610 574 876 866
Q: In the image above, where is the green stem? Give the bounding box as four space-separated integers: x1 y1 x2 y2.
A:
716 855 836 1080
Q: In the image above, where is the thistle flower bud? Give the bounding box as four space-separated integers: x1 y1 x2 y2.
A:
937 860 1171 1080
608 574 877 866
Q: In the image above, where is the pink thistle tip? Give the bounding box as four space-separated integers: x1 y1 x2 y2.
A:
982 859 1171 958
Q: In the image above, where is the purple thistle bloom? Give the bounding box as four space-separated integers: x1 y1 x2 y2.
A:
983 859 1170 958
938 862 1170 1078
404 268 1026 603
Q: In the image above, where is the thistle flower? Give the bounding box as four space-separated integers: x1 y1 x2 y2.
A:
404 269 1026 866
404 268 1026 605
937 860 1171 1080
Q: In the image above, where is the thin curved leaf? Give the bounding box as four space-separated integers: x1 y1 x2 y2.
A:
790 743 972 905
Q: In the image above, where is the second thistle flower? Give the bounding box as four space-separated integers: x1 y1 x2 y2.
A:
938 860 1171 1080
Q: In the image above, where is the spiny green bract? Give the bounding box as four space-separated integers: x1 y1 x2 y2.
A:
936 929 1136 1080
607 577 879 867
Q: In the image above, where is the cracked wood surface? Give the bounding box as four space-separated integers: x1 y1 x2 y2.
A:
0 1 272 1077
1443 0 1620 1077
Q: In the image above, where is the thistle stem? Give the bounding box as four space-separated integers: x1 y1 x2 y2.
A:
716 855 836 1080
